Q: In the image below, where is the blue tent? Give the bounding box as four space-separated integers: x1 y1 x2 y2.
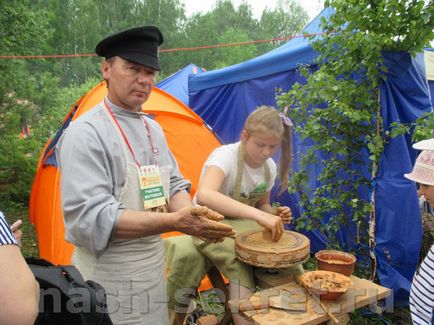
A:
189 8 433 305
157 63 205 106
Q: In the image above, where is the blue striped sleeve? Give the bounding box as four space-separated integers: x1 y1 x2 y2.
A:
410 245 434 324
0 211 18 245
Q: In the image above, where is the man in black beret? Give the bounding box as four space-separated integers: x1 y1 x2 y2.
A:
95 26 163 71
56 26 234 325
97 26 164 111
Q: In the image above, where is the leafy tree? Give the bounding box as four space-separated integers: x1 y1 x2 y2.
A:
95 0 188 78
0 1 51 97
30 0 102 86
278 0 434 277
30 0 188 85
258 0 309 53
213 28 258 68
0 1 97 205
182 0 257 69
0 1 51 205
179 0 308 71
0 93 43 204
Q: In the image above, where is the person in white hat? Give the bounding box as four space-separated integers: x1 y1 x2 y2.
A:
405 148 434 205
404 140 434 325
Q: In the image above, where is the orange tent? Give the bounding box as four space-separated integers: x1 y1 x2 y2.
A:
29 81 222 266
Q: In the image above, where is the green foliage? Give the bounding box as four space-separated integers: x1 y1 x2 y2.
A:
0 95 40 203
323 0 434 54
0 1 49 205
0 75 99 207
259 0 309 52
196 289 225 321
303 255 317 271
30 0 311 82
389 112 434 144
24 0 309 83
413 112 434 141
277 0 434 270
178 0 307 72
213 28 258 68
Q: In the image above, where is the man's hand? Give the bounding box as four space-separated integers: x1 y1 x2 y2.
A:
274 206 293 224
174 206 235 242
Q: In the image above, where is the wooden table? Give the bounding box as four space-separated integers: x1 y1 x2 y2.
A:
229 275 391 325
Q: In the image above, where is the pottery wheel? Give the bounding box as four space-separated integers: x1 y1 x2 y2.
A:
235 230 310 268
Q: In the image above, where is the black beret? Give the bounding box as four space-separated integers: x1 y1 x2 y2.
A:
95 26 164 71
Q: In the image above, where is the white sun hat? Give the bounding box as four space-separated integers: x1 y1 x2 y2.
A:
404 149 434 186
412 138 434 151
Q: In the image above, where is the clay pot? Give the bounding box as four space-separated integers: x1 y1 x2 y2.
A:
299 270 353 301
315 250 356 276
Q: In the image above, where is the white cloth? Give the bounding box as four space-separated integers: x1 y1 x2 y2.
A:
198 142 277 197
410 244 434 324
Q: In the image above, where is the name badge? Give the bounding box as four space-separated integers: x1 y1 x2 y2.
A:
138 165 166 210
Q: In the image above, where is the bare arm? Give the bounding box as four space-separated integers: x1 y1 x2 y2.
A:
196 166 284 241
0 245 39 325
168 190 193 212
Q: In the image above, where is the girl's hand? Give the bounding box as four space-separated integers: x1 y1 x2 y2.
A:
274 206 292 224
256 213 284 241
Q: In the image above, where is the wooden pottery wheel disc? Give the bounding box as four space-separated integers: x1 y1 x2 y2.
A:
235 230 310 268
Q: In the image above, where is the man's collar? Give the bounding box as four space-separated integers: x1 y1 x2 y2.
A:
105 96 146 116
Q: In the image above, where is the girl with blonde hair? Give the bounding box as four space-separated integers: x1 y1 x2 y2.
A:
195 105 300 324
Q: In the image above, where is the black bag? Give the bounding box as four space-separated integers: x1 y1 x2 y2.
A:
26 257 113 325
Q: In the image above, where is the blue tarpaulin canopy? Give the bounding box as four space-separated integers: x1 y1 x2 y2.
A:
189 8 433 305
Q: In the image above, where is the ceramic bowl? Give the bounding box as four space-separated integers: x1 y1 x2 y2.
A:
299 270 353 300
315 250 356 276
